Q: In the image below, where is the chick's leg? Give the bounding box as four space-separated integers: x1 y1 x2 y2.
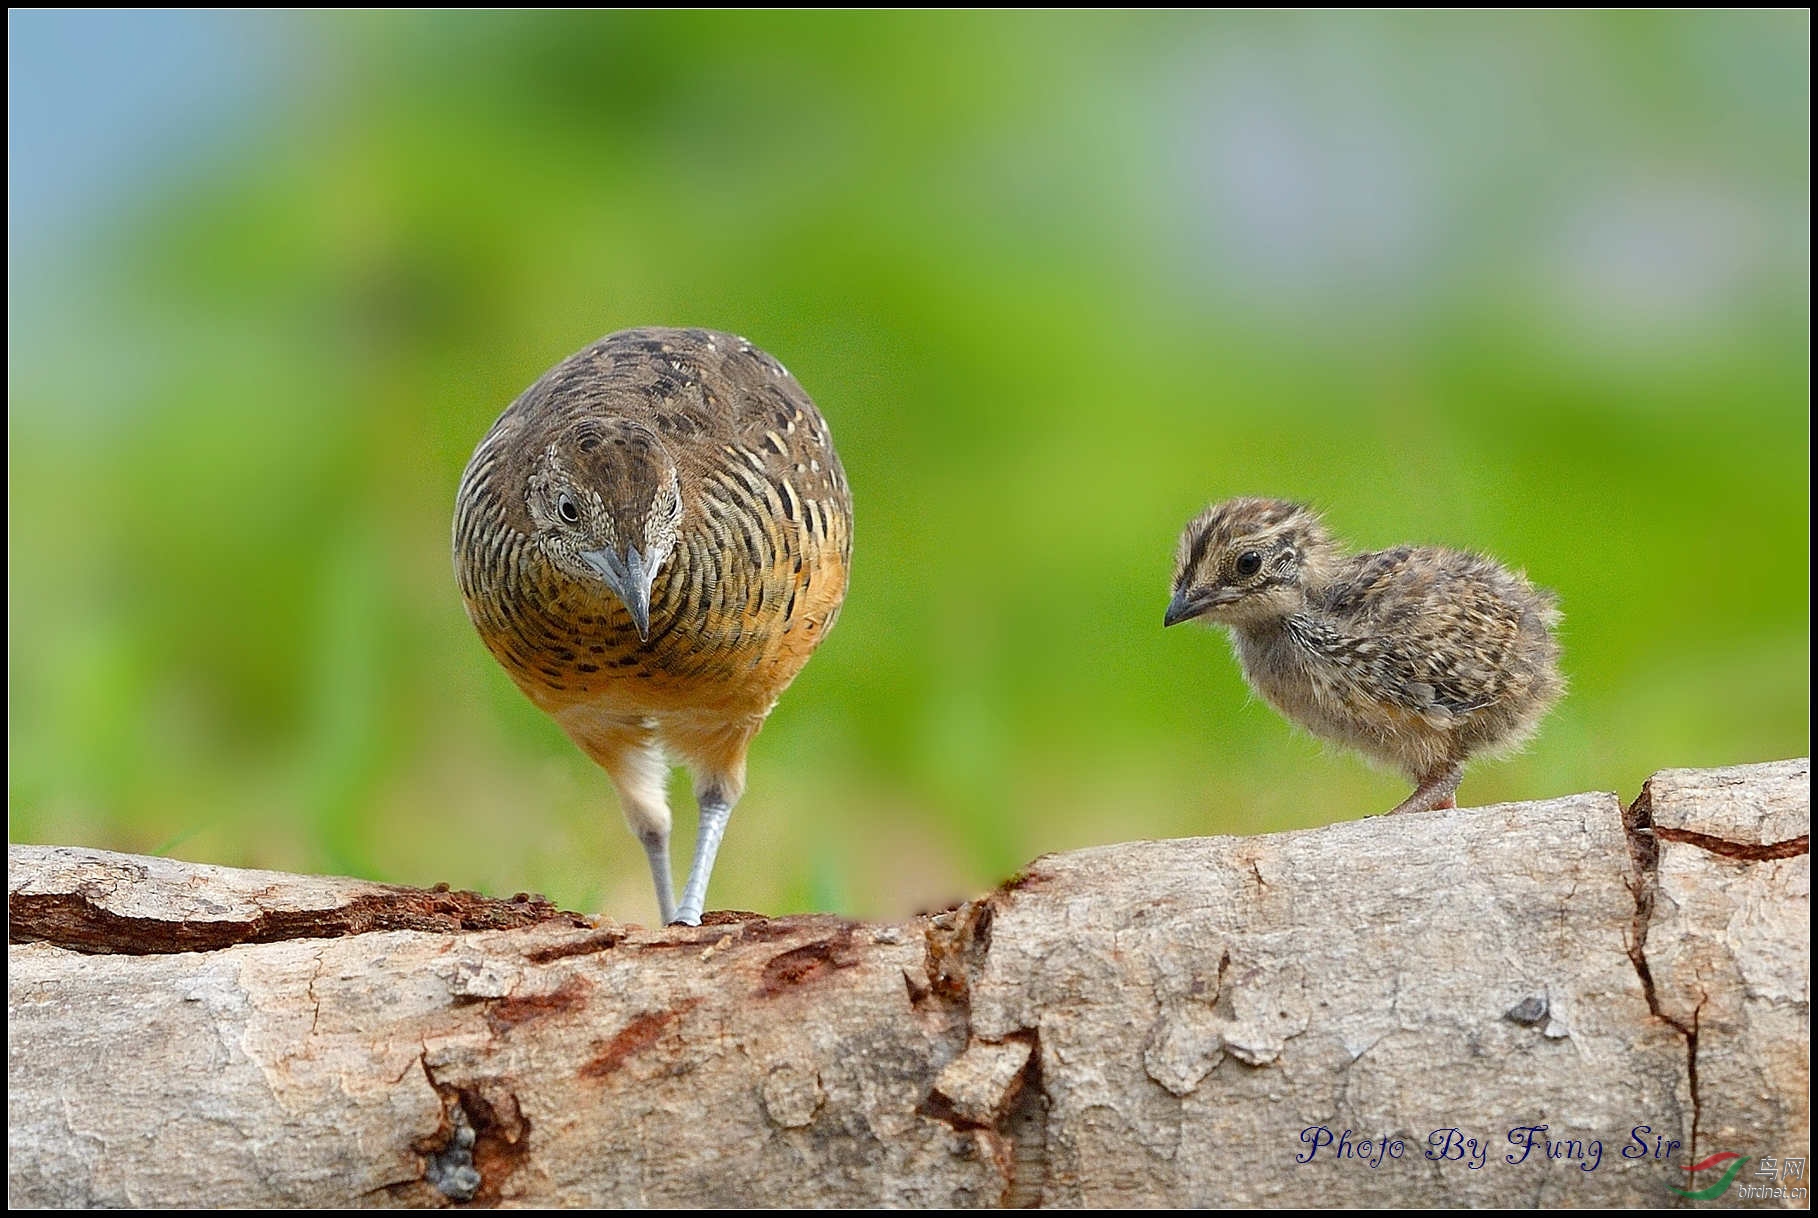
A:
1387 761 1464 816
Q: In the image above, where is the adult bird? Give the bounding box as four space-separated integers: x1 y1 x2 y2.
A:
455 327 852 924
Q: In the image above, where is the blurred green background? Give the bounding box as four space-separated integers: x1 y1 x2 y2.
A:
8 11 1809 922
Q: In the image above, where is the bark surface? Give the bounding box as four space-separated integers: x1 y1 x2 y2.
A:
7 759 1809 1207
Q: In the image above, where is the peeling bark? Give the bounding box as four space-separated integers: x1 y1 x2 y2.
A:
7 760 1808 1207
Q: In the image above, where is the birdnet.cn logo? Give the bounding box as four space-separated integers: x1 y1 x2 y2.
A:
1675 1152 1809 1203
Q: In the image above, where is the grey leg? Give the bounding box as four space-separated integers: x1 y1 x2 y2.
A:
672 796 734 926
1387 762 1465 816
601 741 675 927
639 827 676 925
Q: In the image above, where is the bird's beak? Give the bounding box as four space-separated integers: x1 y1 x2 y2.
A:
1163 588 1226 628
582 546 657 642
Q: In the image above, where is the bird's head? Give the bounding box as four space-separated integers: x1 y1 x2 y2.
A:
526 418 682 642
1165 497 1334 630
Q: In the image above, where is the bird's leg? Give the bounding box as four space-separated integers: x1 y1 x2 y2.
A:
673 789 738 927
590 735 676 924
1387 762 1464 816
668 727 755 926
641 831 677 926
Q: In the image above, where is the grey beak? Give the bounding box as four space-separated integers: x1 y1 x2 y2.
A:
1164 588 1224 628
582 546 656 642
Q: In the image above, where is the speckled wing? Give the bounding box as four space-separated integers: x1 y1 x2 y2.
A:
1323 547 1541 722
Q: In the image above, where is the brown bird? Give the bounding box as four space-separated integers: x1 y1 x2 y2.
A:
454 327 852 924
1164 498 1562 815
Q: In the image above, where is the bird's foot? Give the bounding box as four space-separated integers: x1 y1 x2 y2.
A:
1386 763 1465 816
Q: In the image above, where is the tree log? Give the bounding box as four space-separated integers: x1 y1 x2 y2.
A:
7 760 1809 1207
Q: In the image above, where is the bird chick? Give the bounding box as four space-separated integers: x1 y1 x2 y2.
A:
1164 498 1562 815
454 328 852 925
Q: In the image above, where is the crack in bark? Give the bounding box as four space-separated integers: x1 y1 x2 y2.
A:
1620 767 1808 1195
523 929 626 963
917 895 1048 1206
1652 827 1808 861
8 886 588 955
999 1029 1048 1209
405 1063 533 1208
305 950 326 1038
759 928 862 996
1621 782 1703 1199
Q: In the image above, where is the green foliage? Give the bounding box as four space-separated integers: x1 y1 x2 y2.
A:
8 11 1809 919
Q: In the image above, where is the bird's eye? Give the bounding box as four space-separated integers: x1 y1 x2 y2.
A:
558 495 580 525
1235 551 1263 577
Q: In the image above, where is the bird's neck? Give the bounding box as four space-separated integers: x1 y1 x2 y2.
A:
1230 607 1337 670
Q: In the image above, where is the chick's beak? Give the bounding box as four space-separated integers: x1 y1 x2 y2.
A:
1164 587 1225 628
582 546 657 642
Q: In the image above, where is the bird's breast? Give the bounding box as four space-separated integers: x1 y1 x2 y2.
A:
474 508 848 720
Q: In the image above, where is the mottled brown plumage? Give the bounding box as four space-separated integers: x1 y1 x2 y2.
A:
1165 498 1562 815
454 327 852 923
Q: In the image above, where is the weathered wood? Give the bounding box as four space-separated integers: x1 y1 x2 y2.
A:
7 760 1809 1207
1630 762 1810 1202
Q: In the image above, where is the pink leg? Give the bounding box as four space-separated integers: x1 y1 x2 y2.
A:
1387 763 1464 816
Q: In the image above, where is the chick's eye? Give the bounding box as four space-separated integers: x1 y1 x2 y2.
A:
1235 551 1263 577
558 495 580 525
